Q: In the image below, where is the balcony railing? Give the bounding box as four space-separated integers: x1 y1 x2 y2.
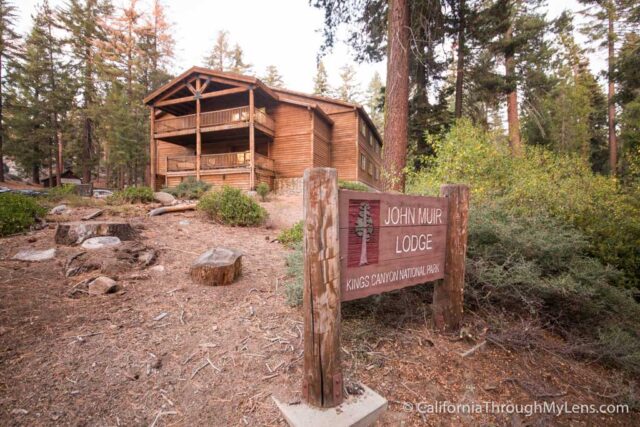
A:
166 152 274 173
155 106 274 135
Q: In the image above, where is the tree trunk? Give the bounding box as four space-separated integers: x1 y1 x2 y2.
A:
32 163 40 185
48 139 54 187
607 11 617 175
0 54 4 182
382 0 410 192
454 0 466 118
505 23 522 156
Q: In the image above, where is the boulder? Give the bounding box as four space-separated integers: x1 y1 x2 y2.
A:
150 265 165 274
81 236 122 250
12 248 56 262
190 247 242 286
49 205 67 215
153 191 176 206
55 221 137 245
88 276 119 295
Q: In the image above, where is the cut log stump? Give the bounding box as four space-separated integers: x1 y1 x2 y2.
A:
190 247 242 286
55 221 137 245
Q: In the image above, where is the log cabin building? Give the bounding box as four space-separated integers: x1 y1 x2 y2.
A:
144 66 383 192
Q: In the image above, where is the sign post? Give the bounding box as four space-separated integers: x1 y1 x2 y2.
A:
302 167 343 408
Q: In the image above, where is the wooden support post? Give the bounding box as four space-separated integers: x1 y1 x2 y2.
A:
249 88 255 190
302 167 343 408
149 107 156 190
433 184 469 331
196 79 202 181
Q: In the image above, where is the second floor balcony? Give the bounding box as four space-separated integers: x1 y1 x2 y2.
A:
154 106 275 137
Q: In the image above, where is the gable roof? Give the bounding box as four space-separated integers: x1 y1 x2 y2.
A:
143 66 279 105
143 66 382 139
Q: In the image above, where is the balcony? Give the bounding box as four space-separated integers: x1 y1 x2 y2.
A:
155 106 275 137
166 151 275 174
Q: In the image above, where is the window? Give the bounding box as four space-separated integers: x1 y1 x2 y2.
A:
369 133 374 147
368 160 373 176
360 120 367 137
374 166 379 181
375 142 381 154
360 154 366 170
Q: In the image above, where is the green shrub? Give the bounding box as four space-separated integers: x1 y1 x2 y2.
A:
278 220 303 248
45 184 76 202
256 182 270 201
339 180 370 192
466 201 640 373
163 177 211 200
407 119 640 288
107 186 154 204
0 193 47 236
283 243 304 307
197 186 267 226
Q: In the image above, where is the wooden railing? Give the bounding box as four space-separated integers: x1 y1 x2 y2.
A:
166 151 274 173
254 152 275 171
155 106 274 134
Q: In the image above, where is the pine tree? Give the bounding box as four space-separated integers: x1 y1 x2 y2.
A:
204 30 231 71
262 65 284 87
228 43 252 75
0 0 19 182
59 0 112 183
5 18 52 182
336 64 361 103
313 60 330 96
616 33 640 182
138 0 174 93
365 71 384 130
354 202 374 265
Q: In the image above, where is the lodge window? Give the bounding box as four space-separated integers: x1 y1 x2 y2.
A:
368 160 373 176
374 165 379 181
369 133 374 147
360 153 366 170
360 120 367 137
375 142 381 154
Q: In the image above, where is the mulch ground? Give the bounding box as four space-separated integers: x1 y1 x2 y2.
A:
0 203 636 426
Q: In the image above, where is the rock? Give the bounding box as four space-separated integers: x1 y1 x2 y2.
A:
153 191 176 206
88 276 119 295
55 221 137 245
12 248 56 262
179 220 190 226
50 205 67 215
149 265 165 273
190 247 242 286
81 236 122 250
246 190 258 199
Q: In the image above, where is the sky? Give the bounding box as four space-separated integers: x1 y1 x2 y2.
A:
15 0 604 96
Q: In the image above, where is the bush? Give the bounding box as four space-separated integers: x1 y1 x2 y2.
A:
283 243 304 307
45 184 76 202
107 186 154 204
0 193 47 236
407 119 640 288
163 177 211 200
339 180 370 192
278 220 303 248
256 182 270 201
465 202 640 373
197 186 267 226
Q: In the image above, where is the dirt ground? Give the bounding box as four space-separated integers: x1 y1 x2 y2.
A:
0 195 637 426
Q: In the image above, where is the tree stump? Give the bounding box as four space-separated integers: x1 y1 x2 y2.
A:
55 221 137 245
190 248 242 286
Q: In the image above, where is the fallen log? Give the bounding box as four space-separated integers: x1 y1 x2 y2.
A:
82 209 104 221
149 203 197 217
55 221 137 245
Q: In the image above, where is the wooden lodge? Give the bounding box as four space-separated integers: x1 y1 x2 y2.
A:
144 66 383 192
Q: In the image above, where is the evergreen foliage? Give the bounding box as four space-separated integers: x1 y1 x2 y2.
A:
197 186 267 226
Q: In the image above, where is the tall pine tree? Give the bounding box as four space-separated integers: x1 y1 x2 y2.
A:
0 0 19 182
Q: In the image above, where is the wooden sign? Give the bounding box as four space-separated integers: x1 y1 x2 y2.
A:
339 191 448 301
301 168 469 410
